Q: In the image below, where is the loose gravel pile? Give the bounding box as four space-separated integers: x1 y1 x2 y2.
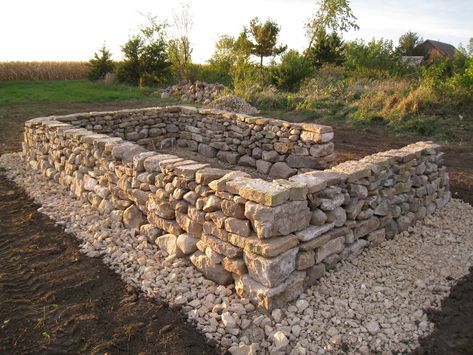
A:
1 151 473 354
204 95 260 115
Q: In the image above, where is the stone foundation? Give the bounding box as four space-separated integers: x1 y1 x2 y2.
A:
22 106 450 310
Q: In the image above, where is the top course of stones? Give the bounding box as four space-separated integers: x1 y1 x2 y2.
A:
22 106 450 310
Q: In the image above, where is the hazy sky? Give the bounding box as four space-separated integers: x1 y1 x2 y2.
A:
1 0 472 63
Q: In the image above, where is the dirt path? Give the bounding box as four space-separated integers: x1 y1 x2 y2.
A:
0 174 217 354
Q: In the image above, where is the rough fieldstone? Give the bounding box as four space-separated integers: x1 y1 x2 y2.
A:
177 233 199 254
156 234 184 257
123 205 145 231
238 155 256 167
224 217 251 237
245 200 311 239
296 250 315 270
222 257 247 275
227 178 290 207
201 234 243 258
311 209 328 226
315 236 345 263
235 271 306 310
295 223 335 242
326 207 347 227
304 263 326 287
190 251 232 285
198 143 217 158
354 216 380 239
244 248 298 287
256 160 272 175
269 162 297 179
221 200 246 219
195 168 231 185
310 142 334 157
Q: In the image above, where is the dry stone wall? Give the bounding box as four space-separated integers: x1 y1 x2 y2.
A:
58 106 336 178
23 107 450 311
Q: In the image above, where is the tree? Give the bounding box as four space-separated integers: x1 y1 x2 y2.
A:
396 31 423 56
271 49 313 91
168 2 193 82
305 28 345 67
116 15 171 86
87 44 114 81
467 37 473 56
306 0 359 53
245 17 287 66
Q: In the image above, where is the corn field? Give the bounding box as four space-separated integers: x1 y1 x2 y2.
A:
0 61 89 81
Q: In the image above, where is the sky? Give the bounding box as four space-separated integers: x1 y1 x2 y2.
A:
1 0 472 63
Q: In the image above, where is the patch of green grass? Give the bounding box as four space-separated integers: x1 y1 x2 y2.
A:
0 80 155 105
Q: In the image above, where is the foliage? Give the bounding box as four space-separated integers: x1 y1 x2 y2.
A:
396 31 423 56
187 63 232 86
168 2 193 82
245 17 287 65
0 61 88 81
344 39 406 78
467 37 473 56
306 0 358 53
116 15 171 87
270 50 313 91
305 28 345 67
88 44 115 81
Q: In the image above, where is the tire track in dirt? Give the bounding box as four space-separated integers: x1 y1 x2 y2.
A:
0 174 218 354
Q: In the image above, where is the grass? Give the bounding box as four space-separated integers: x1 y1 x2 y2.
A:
0 80 157 105
0 80 181 155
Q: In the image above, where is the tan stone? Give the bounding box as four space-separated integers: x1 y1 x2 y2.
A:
244 200 311 239
222 257 247 276
226 178 290 207
296 250 315 270
234 271 306 311
224 217 251 237
315 236 345 263
244 248 298 288
201 233 243 258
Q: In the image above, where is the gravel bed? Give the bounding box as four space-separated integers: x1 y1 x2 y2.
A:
1 152 473 354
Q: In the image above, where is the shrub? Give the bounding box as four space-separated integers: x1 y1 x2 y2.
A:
345 39 406 78
116 16 171 87
270 50 313 91
88 45 114 81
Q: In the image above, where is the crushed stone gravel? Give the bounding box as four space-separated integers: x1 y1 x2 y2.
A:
1 152 472 354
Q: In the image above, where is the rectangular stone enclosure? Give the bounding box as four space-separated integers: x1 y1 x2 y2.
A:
23 106 450 310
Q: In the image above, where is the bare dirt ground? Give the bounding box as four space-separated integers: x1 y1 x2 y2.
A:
0 174 217 354
1 101 472 354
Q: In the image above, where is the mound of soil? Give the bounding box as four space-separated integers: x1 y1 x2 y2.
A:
0 174 217 354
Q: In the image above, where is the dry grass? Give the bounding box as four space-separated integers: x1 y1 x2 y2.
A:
0 61 89 81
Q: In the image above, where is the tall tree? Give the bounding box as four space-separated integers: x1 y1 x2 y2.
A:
305 0 359 54
467 37 473 56
245 17 287 66
396 31 423 56
168 2 193 81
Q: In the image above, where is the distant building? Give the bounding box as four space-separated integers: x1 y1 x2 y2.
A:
414 40 457 62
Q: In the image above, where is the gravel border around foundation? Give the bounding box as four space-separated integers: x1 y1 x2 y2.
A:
1 152 472 354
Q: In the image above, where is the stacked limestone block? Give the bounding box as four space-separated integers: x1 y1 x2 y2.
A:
160 81 228 104
22 116 315 310
23 110 450 312
286 141 451 291
60 106 336 179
